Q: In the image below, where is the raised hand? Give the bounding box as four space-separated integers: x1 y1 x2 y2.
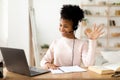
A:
84 24 104 40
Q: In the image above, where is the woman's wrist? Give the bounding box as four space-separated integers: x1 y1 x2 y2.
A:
45 62 51 69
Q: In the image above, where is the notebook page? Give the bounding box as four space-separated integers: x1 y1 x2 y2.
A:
104 63 120 71
59 66 86 73
50 69 63 74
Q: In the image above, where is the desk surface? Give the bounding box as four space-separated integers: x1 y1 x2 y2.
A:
2 68 120 80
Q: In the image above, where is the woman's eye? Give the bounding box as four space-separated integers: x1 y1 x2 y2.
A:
63 25 67 27
60 24 62 27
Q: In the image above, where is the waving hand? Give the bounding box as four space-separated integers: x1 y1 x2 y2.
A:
84 24 104 40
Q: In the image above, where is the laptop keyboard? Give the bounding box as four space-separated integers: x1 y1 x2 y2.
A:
29 67 50 73
30 70 40 74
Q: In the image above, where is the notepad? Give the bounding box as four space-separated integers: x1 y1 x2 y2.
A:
50 66 86 74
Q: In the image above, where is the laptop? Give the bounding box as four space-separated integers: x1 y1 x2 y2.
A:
0 47 50 76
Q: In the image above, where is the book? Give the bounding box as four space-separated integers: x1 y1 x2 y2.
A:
88 63 120 74
50 66 86 74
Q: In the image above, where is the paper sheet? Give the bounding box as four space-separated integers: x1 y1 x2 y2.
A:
50 65 86 74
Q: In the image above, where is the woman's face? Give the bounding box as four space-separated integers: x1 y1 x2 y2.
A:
59 18 74 38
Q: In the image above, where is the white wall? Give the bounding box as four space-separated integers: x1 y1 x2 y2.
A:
8 0 30 64
0 0 8 61
0 0 8 46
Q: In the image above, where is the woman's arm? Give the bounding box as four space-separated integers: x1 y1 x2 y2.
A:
82 24 104 67
40 40 58 69
81 40 96 67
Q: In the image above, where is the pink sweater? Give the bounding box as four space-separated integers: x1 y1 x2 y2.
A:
40 37 96 67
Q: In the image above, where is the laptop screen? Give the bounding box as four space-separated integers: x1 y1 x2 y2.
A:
0 47 31 75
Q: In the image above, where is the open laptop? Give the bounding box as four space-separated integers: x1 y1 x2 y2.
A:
0 47 50 76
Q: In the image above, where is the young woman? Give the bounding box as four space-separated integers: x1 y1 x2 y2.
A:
40 5 103 69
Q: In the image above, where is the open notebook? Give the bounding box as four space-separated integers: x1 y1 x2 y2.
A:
50 66 86 74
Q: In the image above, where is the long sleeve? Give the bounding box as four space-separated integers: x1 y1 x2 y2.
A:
40 37 97 67
81 39 96 67
40 41 55 67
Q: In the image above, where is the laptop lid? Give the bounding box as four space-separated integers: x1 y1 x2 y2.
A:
0 47 31 76
0 47 50 76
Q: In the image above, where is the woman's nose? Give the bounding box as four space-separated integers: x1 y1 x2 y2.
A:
60 27 64 32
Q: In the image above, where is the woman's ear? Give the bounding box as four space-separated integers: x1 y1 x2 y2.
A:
73 26 78 31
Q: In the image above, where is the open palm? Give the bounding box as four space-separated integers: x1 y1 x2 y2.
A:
85 24 104 40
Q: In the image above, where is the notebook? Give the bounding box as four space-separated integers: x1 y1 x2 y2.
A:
0 47 50 76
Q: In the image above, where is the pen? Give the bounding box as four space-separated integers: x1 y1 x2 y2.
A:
112 74 120 77
111 72 120 77
58 68 64 72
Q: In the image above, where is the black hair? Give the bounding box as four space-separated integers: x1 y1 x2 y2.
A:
60 4 84 30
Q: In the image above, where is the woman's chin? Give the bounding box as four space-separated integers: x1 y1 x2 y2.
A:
61 34 66 37
61 34 67 37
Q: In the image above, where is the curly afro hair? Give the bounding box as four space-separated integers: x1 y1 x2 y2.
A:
60 4 84 30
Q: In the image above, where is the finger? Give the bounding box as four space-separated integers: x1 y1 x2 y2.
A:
93 24 97 31
52 66 58 70
89 28 105 40
50 66 56 70
97 25 104 32
93 26 104 35
52 64 58 70
92 30 104 37
98 31 105 36
94 26 101 32
96 28 104 35
97 28 105 35
95 31 105 38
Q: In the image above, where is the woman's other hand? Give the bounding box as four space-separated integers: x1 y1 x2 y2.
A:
45 62 58 70
85 24 104 40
